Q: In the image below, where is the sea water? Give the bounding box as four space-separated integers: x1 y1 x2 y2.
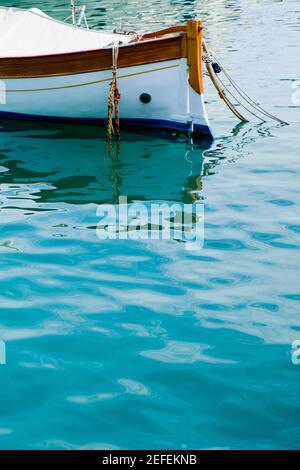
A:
0 0 299 449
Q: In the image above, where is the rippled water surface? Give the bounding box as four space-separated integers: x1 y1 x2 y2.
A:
0 0 300 450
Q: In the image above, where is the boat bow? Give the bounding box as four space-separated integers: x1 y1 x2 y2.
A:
0 8 213 141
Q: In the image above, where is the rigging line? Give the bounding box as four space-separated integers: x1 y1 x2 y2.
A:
210 53 288 125
217 75 265 122
218 61 287 124
219 71 270 122
202 39 248 122
217 74 266 122
223 69 288 125
217 62 285 123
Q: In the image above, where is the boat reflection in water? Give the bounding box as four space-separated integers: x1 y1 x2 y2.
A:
0 120 211 248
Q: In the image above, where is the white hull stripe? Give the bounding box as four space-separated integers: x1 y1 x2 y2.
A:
0 64 179 93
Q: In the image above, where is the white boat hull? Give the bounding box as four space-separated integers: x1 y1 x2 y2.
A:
0 58 212 139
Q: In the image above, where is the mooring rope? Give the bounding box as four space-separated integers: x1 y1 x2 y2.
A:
210 52 288 125
216 73 266 122
107 42 121 143
203 40 288 125
202 40 248 122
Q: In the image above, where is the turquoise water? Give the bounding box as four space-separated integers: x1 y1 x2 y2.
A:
0 0 300 450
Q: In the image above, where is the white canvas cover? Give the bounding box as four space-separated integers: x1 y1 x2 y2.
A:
0 7 133 57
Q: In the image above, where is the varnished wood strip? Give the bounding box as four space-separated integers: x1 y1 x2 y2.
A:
140 25 187 40
186 20 204 94
0 34 184 79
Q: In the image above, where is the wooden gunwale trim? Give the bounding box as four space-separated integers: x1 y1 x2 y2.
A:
0 33 185 79
140 25 187 39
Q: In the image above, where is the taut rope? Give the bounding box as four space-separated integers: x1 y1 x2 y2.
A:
107 42 121 143
202 40 288 125
202 40 248 122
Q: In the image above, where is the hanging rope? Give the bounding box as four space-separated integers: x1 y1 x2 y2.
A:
107 42 121 143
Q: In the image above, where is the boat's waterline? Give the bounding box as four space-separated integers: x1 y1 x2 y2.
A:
0 113 212 139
